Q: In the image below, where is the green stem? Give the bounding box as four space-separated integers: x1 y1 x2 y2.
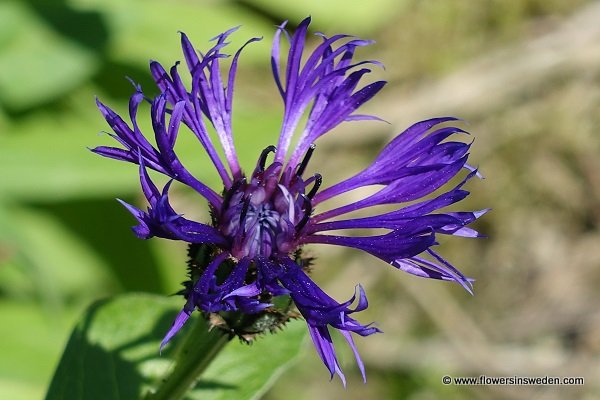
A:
146 317 230 400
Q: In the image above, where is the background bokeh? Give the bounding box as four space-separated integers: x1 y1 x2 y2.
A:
1 1 598 399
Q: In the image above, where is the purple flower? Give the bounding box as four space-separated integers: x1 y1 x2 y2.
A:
94 17 486 384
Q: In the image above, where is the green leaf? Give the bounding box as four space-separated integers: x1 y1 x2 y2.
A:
0 300 79 400
0 95 142 201
184 320 306 400
0 2 98 110
34 199 167 293
0 203 117 305
45 293 307 400
0 88 283 201
72 0 273 69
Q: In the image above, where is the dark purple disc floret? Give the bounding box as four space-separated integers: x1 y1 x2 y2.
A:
93 17 486 384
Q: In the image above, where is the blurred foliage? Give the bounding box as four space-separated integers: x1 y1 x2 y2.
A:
0 0 598 399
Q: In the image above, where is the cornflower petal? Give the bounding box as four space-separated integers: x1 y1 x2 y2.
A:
308 325 347 384
303 229 437 267
254 257 379 383
272 16 386 168
116 159 225 245
313 118 468 205
314 157 467 222
93 96 164 172
93 94 222 207
160 306 193 352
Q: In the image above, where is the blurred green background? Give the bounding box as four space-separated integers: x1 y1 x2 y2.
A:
1 0 599 399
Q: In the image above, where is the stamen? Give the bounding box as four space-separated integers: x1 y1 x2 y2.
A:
222 177 246 214
295 143 316 177
239 194 252 230
307 173 322 199
257 145 277 172
295 194 312 231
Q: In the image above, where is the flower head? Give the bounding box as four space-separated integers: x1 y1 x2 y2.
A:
94 17 486 384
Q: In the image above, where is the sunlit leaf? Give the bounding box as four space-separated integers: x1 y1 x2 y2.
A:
0 91 282 201
45 293 307 400
71 0 273 69
185 319 306 400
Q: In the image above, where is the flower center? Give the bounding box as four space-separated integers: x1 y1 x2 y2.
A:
219 145 321 259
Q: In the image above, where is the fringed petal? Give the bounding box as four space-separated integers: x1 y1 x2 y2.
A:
117 161 226 245
260 258 379 383
303 228 437 265
314 118 468 205
171 30 262 183
271 17 386 169
160 306 193 351
94 92 222 207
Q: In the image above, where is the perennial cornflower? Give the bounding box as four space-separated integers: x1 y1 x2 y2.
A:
93 17 485 384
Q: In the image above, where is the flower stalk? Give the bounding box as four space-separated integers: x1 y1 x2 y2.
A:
145 317 230 400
